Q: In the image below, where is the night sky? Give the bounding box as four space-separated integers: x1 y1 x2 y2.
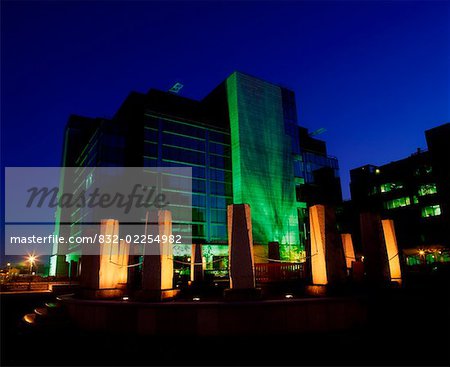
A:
1 1 449 200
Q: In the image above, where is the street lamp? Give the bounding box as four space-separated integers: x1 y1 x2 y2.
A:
27 255 37 275
27 255 37 290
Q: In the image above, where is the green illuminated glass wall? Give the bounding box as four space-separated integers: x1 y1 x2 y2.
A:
226 72 300 247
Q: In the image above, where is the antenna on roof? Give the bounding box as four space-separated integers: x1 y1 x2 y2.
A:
168 82 184 94
309 128 327 136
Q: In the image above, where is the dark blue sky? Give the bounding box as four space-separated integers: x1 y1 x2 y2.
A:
1 1 449 200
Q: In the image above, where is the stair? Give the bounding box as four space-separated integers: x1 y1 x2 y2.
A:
20 298 70 332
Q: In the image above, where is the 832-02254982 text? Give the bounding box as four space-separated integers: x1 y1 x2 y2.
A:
9 234 183 245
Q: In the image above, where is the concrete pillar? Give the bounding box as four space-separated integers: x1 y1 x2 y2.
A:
268 241 280 263
190 244 204 282
99 219 120 289
341 233 356 270
309 205 347 287
381 219 402 285
224 204 260 300
227 204 255 289
140 210 179 300
360 212 391 285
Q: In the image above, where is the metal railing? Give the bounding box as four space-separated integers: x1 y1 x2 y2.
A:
254 262 305 283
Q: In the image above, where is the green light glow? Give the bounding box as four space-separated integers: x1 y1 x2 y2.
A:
418 183 437 196
384 196 411 210
226 72 300 247
380 182 403 193
421 204 441 217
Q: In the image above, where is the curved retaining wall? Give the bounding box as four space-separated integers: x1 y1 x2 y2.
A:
59 295 367 336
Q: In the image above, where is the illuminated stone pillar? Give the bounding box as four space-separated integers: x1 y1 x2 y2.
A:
360 212 390 285
190 244 204 283
309 205 347 287
80 219 125 299
139 210 178 300
309 205 328 285
227 204 255 289
98 219 120 289
381 219 402 285
341 233 356 270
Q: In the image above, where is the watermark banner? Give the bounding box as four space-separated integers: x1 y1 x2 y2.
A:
5 167 192 256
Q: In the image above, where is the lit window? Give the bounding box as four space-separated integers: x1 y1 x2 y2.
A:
421 205 441 218
418 183 437 196
380 182 403 193
384 197 411 210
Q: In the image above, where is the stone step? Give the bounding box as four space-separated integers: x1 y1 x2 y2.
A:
22 313 37 325
34 307 49 317
45 302 61 309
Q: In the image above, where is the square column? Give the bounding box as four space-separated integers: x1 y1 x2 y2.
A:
224 204 260 300
268 241 280 263
308 205 347 289
341 233 356 270
139 210 179 301
190 244 204 283
381 219 402 285
360 212 391 285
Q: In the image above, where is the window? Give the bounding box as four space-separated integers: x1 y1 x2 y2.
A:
162 132 205 151
421 205 441 218
418 183 437 196
192 179 206 193
211 209 226 223
162 146 205 165
380 182 403 193
210 196 227 209
210 224 227 239
192 208 206 222
162 120 205 139
209 131 230 144
209 168 231 182
209 142 230 157
384 197 410 210
192 194 206 208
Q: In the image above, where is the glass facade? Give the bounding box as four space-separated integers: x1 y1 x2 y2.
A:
143 114 232 247
298 152 339 184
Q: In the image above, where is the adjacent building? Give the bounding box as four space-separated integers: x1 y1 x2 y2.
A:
349 123 450 265
50 71 342 277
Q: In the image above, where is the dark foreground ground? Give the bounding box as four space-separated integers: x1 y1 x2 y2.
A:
1 270 449 366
